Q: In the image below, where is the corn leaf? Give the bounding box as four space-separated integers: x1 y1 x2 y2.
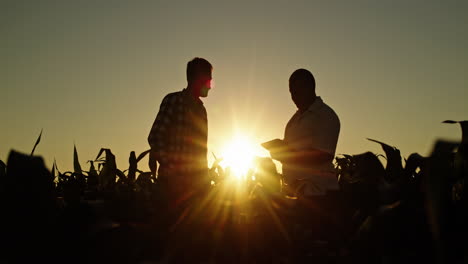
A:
85 160 99 188
30 129 43 156
95 148 108 161
210 152 223 169
442 120 457 124
128 151 137 182
367 138 403 183
0 160 6 180
55 159 61 174
135 171 153 187
136 149 151 163
51 158 56 177
73 144 82 175
116 169 126 179
444 120 468 145
87 160 98 178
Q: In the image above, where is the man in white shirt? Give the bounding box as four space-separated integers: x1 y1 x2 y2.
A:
270 69 340 197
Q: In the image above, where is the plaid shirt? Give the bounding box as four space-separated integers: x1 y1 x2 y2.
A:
148 89 208 178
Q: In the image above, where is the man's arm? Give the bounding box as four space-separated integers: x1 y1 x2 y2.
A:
148 95 173 175
274 108 339 167
270 147 334 166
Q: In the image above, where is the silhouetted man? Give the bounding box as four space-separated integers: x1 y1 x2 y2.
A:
270 69 340 196
148 57 212 202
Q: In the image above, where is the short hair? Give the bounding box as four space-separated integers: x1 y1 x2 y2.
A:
186 57 213 83
289 68 316 91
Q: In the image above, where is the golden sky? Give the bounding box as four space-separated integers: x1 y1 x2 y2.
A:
1 0 467 172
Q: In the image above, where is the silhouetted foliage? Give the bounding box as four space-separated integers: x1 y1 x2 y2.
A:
1 122 468 263
30 128 42 156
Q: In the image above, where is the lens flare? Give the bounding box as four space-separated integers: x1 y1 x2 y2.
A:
220 135 255 179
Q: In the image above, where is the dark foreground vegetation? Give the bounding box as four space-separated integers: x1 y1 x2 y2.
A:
0 120 467 263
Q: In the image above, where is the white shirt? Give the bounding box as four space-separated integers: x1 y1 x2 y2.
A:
283 96 340 195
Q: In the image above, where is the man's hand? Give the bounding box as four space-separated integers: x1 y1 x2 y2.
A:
270 148 334 166
269 149 293 163
263 139 295 162
148 150 158 177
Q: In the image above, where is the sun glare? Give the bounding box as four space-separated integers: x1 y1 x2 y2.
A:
220 136 256 179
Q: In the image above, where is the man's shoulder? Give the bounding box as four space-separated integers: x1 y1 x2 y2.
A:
317 100 340 124
165 90 185 98
162 90 185 103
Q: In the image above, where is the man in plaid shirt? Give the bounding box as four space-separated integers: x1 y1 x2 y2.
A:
148 58 212 198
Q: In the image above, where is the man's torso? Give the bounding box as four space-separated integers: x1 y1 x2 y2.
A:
152 89 208 181
283 96 340 195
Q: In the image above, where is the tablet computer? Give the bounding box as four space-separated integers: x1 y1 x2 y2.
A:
261 139 289 152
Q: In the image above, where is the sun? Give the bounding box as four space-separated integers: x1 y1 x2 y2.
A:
220 135 256 179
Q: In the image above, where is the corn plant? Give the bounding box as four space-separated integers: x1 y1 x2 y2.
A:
94 148 124 191
52 145 88 204
336 139 428 213
85 160 98 186
209 152 224 184
367 138 404 183
443 120 468 177
112 150 156 204
442 120 468 204
120 150 151 184
423 139 461 262
251 157 281 194
336 151 383 216
2 119 468 263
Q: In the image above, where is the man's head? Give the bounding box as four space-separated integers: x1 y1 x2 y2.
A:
289 69 316 111
187 57 213 98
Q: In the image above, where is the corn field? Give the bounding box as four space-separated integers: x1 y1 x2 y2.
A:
0 120 467 263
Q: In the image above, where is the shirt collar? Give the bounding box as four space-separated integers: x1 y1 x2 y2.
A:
295 96 323 116
182 88 204 105
306 96 323 112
